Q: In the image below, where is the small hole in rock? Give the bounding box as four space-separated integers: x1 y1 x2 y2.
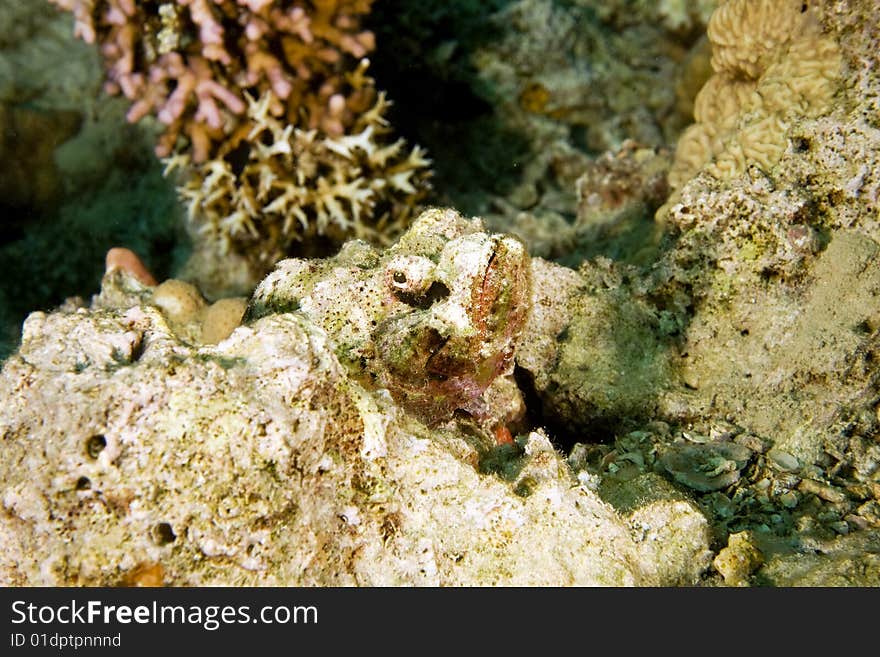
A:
75 476 91 490
86 435 107 459
152 522 176 545
793 136 811 152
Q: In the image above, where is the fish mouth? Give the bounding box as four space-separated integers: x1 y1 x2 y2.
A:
470 236 530 341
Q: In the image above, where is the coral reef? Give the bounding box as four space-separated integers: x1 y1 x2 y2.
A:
599 0 880 584
0 217 713 586
467 0 712 243
371 0 718 254
0 0 182 360
4 0 880 588
48 0 432 295
472 0 880 585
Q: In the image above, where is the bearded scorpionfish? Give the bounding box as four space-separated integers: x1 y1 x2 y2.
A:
246 208 532 442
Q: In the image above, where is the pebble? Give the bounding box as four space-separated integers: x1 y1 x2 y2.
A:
830 521 850 535
767 448 799 472
798 478 847 504
778 491 799 508
710 422 743 441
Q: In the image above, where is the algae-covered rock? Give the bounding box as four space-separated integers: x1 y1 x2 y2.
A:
599 472 714 586
713 530 764 587
756 532 880 586
517 257 673 439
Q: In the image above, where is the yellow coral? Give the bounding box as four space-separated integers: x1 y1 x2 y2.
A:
664 0 842 202
149 278 247 344
200 297 248 345
151 279 206 325
708 0 809 79
692 75 755 134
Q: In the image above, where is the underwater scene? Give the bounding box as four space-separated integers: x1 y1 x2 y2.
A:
0 0 878 586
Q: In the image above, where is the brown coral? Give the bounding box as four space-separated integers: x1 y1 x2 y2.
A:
48 0 378 163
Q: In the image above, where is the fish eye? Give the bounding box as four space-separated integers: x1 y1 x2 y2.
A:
385 256 435 296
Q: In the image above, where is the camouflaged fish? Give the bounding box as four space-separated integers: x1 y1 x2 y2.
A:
246 208 532 433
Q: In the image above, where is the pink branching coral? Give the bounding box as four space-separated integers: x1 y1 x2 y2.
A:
49 0 378 162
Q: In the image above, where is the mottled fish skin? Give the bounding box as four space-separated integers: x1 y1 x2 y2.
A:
248 208 532 426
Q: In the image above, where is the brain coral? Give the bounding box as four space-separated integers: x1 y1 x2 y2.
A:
666 0 842 193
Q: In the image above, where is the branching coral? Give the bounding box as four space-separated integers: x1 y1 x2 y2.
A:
167 87 430 270
666 0 842 194
48 0 378 162
49 0 431 288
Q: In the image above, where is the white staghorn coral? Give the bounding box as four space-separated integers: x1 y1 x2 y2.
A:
169 87 430 270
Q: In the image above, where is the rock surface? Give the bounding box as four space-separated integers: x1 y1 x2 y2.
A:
0 220 712 586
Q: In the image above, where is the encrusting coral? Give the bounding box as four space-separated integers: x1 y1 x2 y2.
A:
103 246 248 344
665 0 842 197
49 0 431 290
